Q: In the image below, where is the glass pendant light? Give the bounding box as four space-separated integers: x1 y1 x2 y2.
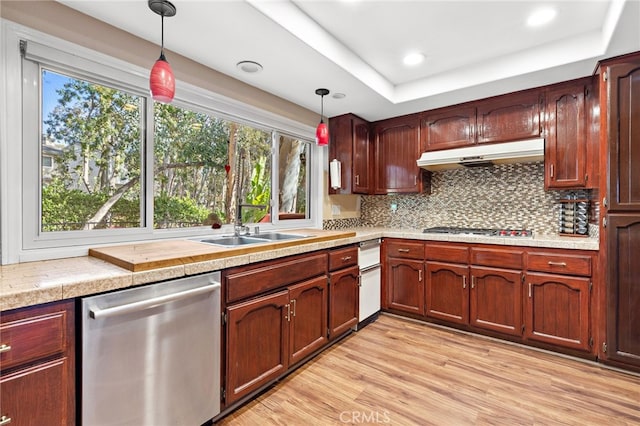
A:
315 88 330 146
148 0 177 103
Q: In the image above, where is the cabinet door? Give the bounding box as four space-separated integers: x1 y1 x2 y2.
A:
545 82 588 188
606 214 640 367
328 114 372 195
525 272 591 352
386 258 424 315
476 91 542 144
425 261 469 324
226 290 290 405
329 265 359 338
289 276 328 366
328 114 353 194
1 358 71 426
374 117 423 194
470 266 522 336
420 106 477 151
606 61 640 211
353 118 372 194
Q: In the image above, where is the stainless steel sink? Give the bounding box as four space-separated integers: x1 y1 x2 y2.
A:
198 236 268 246
196 232 309 247
250 232 309 241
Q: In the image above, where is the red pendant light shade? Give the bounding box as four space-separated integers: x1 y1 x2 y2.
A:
315 88 330 146
148 0 176 104
150 54 175 103
316 121 329 146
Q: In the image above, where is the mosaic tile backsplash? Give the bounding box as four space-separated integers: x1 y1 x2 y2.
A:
326 162 598 238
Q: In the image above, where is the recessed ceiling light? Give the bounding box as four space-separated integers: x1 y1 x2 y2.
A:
236 60 263 74
527 7 557 27
332 93 346 99
403 52 425 66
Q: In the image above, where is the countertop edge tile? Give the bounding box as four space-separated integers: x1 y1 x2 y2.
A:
132 265 186 286
0 286 64 311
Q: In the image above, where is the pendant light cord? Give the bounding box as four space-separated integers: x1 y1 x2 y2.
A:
320 93 324 123
160 13 165 58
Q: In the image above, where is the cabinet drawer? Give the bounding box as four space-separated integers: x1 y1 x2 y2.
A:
471 247 524 269
527 252 591 276
329 246 358 271
385 240 424 260
226 252 328 303
0 311 67 371
425 243 469 263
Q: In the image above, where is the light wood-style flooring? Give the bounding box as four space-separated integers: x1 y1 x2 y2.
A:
218 314 640 425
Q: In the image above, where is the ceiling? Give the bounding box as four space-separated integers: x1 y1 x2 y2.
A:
59 0 640 122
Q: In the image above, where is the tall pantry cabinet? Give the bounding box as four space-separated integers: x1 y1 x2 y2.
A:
599 53 640 371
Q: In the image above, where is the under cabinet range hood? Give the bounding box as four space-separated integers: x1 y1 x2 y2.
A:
416 138 544 171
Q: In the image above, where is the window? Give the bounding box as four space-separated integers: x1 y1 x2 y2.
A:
6 30 318 262
40 69 145 232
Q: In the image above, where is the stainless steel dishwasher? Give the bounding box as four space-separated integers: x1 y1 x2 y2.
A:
81 271 221 426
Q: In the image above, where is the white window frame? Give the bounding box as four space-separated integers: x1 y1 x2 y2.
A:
0 19 320 264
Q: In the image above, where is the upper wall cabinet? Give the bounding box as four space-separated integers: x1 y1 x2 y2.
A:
328 114 372 195
373 115 429 194
420 105 477 151
544 77 599 189
476 90 543 144
419 88 543 152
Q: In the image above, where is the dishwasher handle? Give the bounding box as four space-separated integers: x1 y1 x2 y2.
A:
89 282 221 320
359 239 381 250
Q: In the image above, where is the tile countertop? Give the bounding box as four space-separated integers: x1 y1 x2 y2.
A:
0 228 598 311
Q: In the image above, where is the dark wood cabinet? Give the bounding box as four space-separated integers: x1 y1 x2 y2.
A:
600 54 640 370
469 247 523 337
545 78 598 189
0 300 75 426
289 276 329 366
224 251 328 405
425 261 468 324
328 245 359 339
605 60 640 212
476 90 543 144
525 249 593 352
225 290 290 405
373 115 427 194
328 114 372 194
384 239 425 315
524 272 591 352
328 265 359 338
418 88 543 153
423 243 523 336
420 105 476 151
470 266 523 336
387 258 424 315
605 215 640 367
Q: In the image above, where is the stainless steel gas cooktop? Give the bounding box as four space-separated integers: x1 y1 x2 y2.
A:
422 226 533 237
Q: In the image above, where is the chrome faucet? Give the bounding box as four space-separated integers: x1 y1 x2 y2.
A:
235 203 266 236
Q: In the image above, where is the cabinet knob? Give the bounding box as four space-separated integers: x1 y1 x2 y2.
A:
462 275 466 289
0 344 11 354
547 261 567 267
418 270 423 282
0 415 12 425
397 248 410 253
341 256 352 262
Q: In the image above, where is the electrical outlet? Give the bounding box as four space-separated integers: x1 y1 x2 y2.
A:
390 203 398 213
331 204 341 215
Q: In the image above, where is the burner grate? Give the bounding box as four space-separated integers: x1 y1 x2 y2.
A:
423 227 532 237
